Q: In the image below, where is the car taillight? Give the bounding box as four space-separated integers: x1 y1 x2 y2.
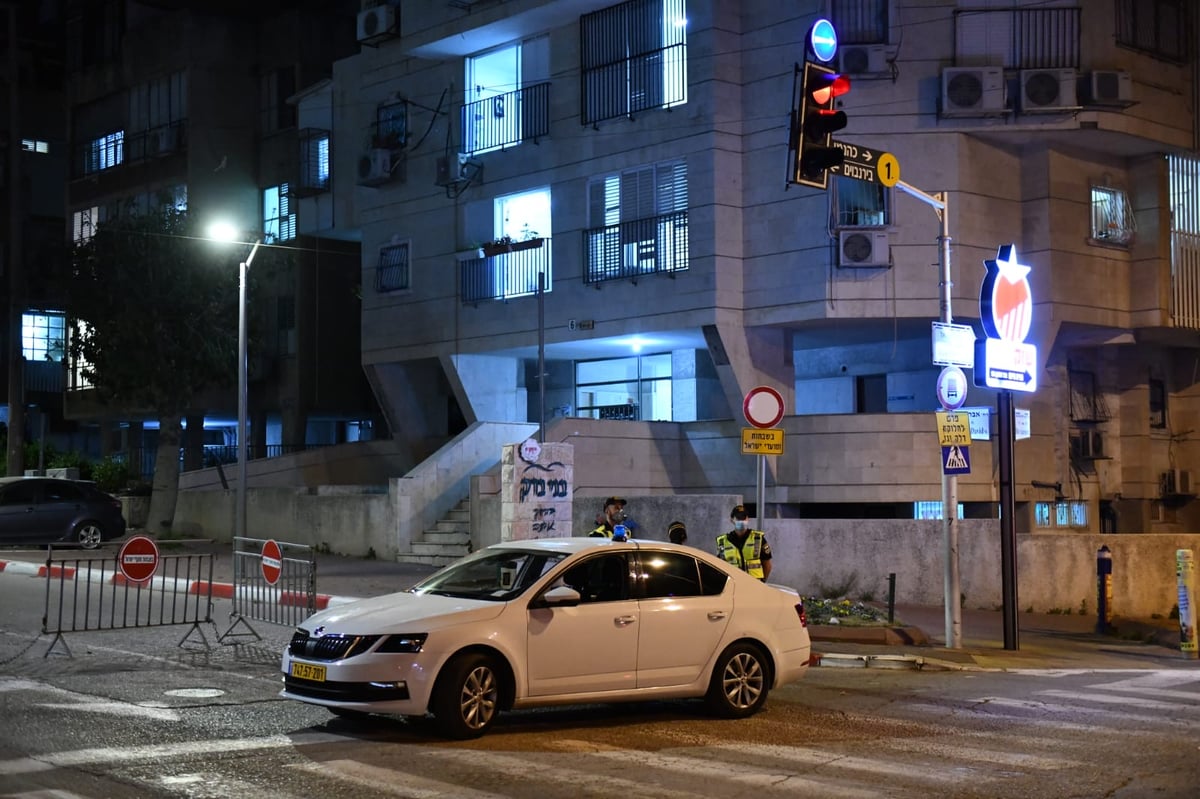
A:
795 601 807 627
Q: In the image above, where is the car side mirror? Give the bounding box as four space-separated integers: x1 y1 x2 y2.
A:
533 584 581 608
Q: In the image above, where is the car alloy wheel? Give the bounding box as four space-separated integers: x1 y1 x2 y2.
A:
432 652 500 739
706 642 769 718
75 522 103 550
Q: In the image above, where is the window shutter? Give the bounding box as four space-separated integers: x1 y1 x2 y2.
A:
655 160 687 214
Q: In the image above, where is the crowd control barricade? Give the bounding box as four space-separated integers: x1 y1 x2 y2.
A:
41 544 215 658
218 537 317 643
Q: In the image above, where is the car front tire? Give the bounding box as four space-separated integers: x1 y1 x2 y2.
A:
431 652 501 739
75 522 103 550
705 642 770 718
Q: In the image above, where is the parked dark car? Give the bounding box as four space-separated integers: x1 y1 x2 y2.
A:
0 477 127 549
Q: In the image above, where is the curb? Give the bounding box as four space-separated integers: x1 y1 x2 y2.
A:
0 556 352 611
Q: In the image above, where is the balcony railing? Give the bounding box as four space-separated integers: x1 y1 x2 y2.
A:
954 7 1080 69
73 121 188 180
460 238 551 304
461 81 550 155
584 210 688 285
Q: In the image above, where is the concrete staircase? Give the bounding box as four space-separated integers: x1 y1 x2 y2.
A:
397 497 472 567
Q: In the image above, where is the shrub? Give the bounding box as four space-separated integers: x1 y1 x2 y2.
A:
92 456 133 494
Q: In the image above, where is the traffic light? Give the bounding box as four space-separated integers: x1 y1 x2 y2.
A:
793 60 850 189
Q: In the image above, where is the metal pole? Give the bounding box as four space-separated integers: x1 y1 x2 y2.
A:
755 454 766 531
897 181 961 649
235 239 261 541
236 258 248 540
537 271 545 444
6 3 26 477
998 389 1019 649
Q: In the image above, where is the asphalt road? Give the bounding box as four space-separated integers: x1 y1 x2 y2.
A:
2 564 1199 798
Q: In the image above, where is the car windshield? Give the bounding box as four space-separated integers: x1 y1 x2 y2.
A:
410 549 567 601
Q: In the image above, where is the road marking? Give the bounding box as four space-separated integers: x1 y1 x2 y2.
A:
289 760 511 799
1038 688 1196 712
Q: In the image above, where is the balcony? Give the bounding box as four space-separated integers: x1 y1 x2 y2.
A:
460 238 550 304
584 211 688 285
953 6 1079 69
461 81 550 155
72 121 188 180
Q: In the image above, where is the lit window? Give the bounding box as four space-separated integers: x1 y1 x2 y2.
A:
1091 186 1135 245
263 184 295 243
21 139 49 154
72 207 104 243
86 131 124 173
299 130 330 194
913 501 965 520
22 312 67 362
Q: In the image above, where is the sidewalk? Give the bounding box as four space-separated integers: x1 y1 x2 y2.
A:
2 540 1196 671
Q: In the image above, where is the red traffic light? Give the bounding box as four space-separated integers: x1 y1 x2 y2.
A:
793 61 850 188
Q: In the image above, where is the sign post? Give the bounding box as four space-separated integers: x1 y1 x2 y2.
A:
743 387 785 531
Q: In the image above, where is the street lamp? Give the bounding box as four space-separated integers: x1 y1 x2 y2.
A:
209 223 261 541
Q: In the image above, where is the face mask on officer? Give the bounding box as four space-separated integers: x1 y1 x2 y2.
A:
733 519 747 532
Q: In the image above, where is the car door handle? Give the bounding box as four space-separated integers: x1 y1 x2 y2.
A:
615 615 636 626
707 611 727 621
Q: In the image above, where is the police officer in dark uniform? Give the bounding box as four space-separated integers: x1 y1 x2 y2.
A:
715 505 772 580
590 496 628 538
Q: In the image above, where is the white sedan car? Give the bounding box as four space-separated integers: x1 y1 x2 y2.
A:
280 537 811 738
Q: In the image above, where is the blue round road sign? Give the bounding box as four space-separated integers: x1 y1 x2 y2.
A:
809 19 838 63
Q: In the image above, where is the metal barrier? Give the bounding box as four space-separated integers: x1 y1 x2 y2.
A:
218 536 316 643
41 545 215 658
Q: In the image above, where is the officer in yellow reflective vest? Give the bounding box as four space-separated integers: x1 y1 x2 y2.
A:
716 505 773 581
590 496 627 538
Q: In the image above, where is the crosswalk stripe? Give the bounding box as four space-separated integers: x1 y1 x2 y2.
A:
288 759 511 799
851 738 1081 771
149 771 306 799
1037 688 1193 712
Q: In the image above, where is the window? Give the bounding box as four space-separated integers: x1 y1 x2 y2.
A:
72 207 105 243
639 552 705 598
1090 186 1135 245
913 501 965 520
1116 0 1188 63
298 129 330 194
375 100 407 149
463 37 551 154
68 321 94 391
263 184 295 243
260 66 297 135
492 188 551 299
23 312 66 362
831 0 889 44
586 160 688 281
581 0 688 125
1150 378 1167 429
836 177 889 227
559 554 630 603
1035 501 1088 529
377 241 410 293
21 139 49 154
86 131 124 173
576 352 672 421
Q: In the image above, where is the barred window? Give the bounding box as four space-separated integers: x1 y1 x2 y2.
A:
1115 0 1189 63
580 0 687 125
377 241 410 293
831 0 889 44
23 312 67 362
263 183 295 243
836 177 889 227
1090 186 1135 245
298 129 331 195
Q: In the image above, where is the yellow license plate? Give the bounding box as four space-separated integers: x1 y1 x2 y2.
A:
290 662 327 682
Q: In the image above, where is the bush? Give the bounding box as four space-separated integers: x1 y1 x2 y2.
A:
48 450 93 481
92 456 133 494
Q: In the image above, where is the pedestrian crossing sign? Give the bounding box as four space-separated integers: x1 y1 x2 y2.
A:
942 444 971 475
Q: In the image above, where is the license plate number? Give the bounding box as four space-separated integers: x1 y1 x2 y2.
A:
291 662 326 682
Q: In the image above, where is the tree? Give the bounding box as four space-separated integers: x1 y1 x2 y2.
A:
64 208 266 534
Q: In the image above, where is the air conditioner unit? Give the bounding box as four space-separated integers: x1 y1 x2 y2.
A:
357 147 394 186
357 4 397 44
1084 70 1134 106
941 67 1006 115
1019 68 1078 112
837 45 889 75
1161 468 1192 496
838 230 890 268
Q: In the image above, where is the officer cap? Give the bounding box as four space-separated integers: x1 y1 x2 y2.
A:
730 504 749 519
603 496 627 509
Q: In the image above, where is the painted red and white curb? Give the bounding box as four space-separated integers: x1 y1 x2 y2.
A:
0 557 357 610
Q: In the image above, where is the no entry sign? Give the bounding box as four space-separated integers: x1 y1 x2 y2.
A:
118 535 159 583
261 539 283 585
743 386 785 429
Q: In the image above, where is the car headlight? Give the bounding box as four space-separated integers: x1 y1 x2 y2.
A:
376 633 428 653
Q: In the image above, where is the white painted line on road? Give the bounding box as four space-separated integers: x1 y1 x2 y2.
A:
35 702 180 722
289 759 511 799
0 731 348 775
878 737 1082 770
1038 688 1197 711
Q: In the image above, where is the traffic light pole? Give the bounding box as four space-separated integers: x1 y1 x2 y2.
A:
896 180 961 650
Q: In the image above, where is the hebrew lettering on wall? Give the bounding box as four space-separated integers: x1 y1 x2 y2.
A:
501 442 574 541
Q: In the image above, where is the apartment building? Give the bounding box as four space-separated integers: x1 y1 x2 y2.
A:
287 0 1199 534
60 0 380 470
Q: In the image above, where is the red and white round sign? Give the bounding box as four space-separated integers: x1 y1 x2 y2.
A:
743 386 786 429
118 535 159 583
261 539 283 586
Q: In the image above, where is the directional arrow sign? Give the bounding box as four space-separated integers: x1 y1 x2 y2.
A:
828 141 900 187
975 337 1038 392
